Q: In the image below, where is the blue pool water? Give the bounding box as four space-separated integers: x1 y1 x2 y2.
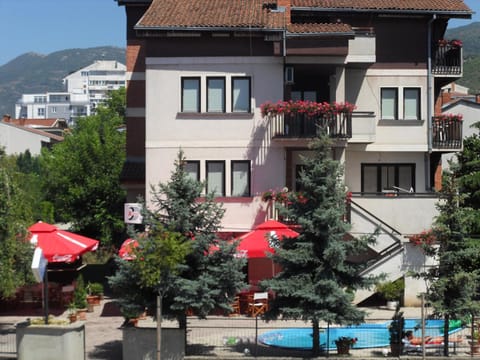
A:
258 319 462 350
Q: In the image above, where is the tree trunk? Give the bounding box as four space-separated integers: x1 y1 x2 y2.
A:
157 292 162 360
178 313 187 354
443 313 449 356
312 319 320 356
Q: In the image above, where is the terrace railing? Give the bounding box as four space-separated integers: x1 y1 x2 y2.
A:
432 44 462 76
269 112 352 139
432 117 462 149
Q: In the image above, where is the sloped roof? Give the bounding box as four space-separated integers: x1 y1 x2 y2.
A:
287 23 353 35
136 0 472 30
137 0 285 30
291 0 472 14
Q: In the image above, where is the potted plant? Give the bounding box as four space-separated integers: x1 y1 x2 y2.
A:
388 305 405 356
86 282 103 306
67 302 77 323
376 278 404 310
73 275 88 320
334 336 357 355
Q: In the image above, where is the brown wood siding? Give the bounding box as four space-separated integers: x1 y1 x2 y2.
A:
126 80 145 108
126 117 145 157
145 35 275 57
374 19 428 65
286 38 348 56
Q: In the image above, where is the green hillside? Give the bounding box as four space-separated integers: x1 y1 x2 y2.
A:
446 22 480 93
0 46 125 117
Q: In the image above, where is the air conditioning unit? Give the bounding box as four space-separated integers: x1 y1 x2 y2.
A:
285 66 294 85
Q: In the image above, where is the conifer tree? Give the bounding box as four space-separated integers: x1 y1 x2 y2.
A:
149 150 245 327
262 134 378 356
424 168 480 356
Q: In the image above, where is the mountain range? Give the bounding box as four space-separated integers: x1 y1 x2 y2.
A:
0 46 125 117
0 22 479 118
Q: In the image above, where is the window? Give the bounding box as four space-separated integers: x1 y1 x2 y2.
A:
231 77 251 113
37 108 45 116
404 88 420 120
361 164 415 193
206 161 225 196
181 77 200 112
381 88 398 120
231 161 250 197
207 77 225 112
184 161 200 182
51 106 57 113
291 91 317 102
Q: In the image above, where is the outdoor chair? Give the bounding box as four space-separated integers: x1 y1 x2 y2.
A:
229 296 241 316
248 292 268 317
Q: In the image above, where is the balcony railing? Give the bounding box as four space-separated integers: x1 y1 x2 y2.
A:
432 44 462 76
431 117 462 149
269 112 352 139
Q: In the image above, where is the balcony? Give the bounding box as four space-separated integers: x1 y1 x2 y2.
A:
432 41 462 76
347 28 376 63
431 116 462 150
268 112 352 139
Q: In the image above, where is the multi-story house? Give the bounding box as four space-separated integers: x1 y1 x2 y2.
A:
117 0 472 306
15 60 126 125
15 92 83 124
63 60 126 111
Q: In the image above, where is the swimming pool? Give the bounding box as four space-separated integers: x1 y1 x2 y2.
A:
258 319 463 350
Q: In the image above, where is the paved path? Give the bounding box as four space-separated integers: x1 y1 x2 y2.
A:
1 302 474 359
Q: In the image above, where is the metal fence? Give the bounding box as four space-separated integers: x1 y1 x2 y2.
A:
0 323 16 359
186 315 473 358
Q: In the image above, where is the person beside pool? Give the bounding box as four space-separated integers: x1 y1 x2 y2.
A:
403 330 463 345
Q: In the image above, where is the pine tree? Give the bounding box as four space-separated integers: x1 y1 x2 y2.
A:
150 150 246 326
262 134 378 356
425 168 480 356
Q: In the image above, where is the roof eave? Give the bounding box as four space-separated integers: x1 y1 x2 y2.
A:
292 7 472 18
286 31 355 38
134 25 284 32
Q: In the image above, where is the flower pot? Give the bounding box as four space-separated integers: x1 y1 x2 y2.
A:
387 301 399 310
336 342 350 355
68 313 77 323
76 309 87 321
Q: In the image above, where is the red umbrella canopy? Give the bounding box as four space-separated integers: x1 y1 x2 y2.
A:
28 221 99 263
236 220 299 258
118 238 139 260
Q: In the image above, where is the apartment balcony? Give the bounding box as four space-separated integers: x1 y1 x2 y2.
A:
432 41 463 77
268 112 352 140
431 116 462 150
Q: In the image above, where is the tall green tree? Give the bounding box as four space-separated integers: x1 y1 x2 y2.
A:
40 89 126 246
425 168 480 356
262 134 378 356
455 123 480 235
149 150 246 326
0 152 35 298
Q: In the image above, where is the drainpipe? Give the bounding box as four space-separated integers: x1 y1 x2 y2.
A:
426 14 436 191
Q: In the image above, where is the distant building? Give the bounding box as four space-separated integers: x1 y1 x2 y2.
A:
0 114 65 155
15 60 126 125
63 60 126 110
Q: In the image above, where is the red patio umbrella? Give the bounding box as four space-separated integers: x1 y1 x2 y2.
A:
118 238 139 260
28 221 99 263
236 220 299 258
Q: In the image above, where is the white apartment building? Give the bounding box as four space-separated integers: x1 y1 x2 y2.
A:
63 60 126 110
15 60 126 124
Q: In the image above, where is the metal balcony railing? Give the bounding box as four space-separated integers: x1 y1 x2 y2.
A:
432 117 462 149
269 112 352 139
432 45 462 76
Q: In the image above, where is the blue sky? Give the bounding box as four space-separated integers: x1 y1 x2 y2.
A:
0 0 478 67
0 0 125 66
